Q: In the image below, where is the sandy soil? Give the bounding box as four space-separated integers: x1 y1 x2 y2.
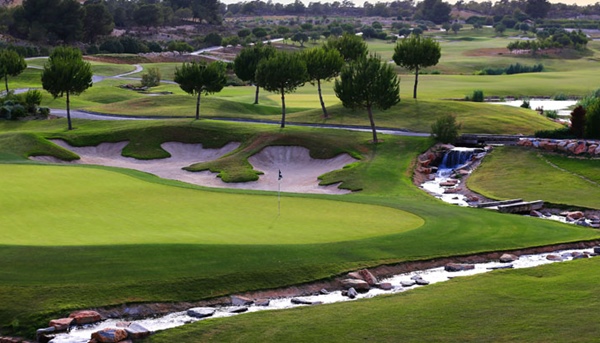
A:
31 140 357 195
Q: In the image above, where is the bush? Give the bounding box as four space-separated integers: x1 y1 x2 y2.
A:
431 114 462 144
535 126 574 139
167 41 193 52
141 68 161 88
584 97 600 139
471 90 484 102
553 93 568 100
23 90 42 113
38 107 50 117
570 105 586 138
521 99 530 109
545 110 558 119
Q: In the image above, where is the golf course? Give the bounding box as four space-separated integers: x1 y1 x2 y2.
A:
1 26 600 342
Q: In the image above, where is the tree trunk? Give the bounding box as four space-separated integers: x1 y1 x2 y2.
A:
280 87 286 128
66 91 72 131
254 85 260 105
367 104 377 143
4 75 8 94
317 79 328 118
413 65 419 99
195 92 201 120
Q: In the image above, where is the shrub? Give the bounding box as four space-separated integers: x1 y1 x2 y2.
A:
38 107 50 117
167 41 193 52
431 114 462 144
141 68 161 88
535 126 574 139
545 110 558 119
584 98 600 139
553 93 568 100
521 99 530 109
570 105 586 138
23 90 42 113
471 90 484 102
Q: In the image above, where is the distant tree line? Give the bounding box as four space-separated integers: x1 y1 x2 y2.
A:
507 29 589 54
477 63 544 76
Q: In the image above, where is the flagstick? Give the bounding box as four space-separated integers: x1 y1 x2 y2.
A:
278 178 281 216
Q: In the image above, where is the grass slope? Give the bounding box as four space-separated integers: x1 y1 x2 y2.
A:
143 258 600 343
468 146 600 209
0 120 598 338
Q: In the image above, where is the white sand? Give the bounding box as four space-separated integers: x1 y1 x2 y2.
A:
31 140 357 194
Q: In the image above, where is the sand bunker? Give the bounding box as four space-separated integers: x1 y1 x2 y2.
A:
31 141 357 194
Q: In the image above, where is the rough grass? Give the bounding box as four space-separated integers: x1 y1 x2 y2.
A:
467 146 600 209
143 258 600 343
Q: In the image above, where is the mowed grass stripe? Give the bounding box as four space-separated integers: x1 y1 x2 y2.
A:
0 164 423 245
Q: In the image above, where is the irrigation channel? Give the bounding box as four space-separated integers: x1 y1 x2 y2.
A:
49 247 598 343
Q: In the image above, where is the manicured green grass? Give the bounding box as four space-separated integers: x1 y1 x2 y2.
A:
143 258 600 343
468 146 600 209
1 120 597 338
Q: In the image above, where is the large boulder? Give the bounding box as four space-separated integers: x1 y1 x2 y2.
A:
400 280 416 287
499 253 518 263
255 299 270 307
546 254 563 261
231 295 254 306
91 328 128 343
124 323 151 340
566 211 585 220
358 269 378 286
340 279 370 292
588 144 598 154
49 318 73 331
444 263 475 272
186 307 215 319
69 310 102 325
574 142 588 155
376 282 393 290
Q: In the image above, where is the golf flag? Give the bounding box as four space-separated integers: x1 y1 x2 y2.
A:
278 169 283 180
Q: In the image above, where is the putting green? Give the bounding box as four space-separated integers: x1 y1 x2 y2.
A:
0 164 423 245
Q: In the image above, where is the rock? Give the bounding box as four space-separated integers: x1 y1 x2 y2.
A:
291 298 319 305
319 288 329 295
588 144 598 154
574 142 588 155
410 275 423 280
519 139 533 147
347 271 362 280
400 280 416 287
231 295 254 306
186 307 215 319
466 195 480 202
488 264 514 270
566 211 585 220
444 263 475 272
346 287 358 299
530 210 543 217
576 219 590 227
546 254 562 261
228 307 248 314
566 142 578 153
571 251 589 259
69 310 102 325
594 247 600 254
255 299 270 307
358 269 378 285
541 142 557 151
595 145 600 155
91 328 128 343
415 278 430 285
376 282 393 290
499 253 518 263
444 187 461 194
49 318 73 331
124 323 151 340
115 322 131 328
340 278 370 292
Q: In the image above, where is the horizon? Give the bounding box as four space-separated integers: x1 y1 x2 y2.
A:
220 0 599 7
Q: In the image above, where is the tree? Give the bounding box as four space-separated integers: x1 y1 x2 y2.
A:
584 98 600 139
174 61 226 120
442 22 451 34
525 0 551 19
134 4 163 29
417 0 451 24
570 105 585 139
325 33 368 62
431 114 462 144
291 32 309 47
334 54 400 143
494 23 506 35
303 46 344 118
141 67 161 88
82 2 114 43
255 51 308 128
41 46 93 130
233 43 276 104
393 35 441 99
451 22 462 34
0 49 27 94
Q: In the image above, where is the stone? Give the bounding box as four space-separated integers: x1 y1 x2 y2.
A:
571 251 589 259
69 310 102 325
499 253 518 263
255 299 270 307
400 280 416 287
91 328 128 343
229 307 248 314
231 295 254 306
488 264 514 270
566 211 585 220
594 247 600 254
530 210 543 217
546 254 563 261
566 142 578 153
340 278 370 292
519 139 533 147
347 271 362 280
358 269 378 285
595 146 600 155
186 307 215 319
376 282 393 290
49 318 73 331
415 278 430 286
291 298 315 305
588 144 598 154
574 142 587 155
444 263 475 272
346 287 358 299
319 288 329 295
124 323 150 340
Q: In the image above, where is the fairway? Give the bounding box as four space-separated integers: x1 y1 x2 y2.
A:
0 164 423 245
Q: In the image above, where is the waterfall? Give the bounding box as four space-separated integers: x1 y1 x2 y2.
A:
439 148 475 170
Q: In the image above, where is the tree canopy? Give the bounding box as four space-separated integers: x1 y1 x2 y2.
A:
41 46 92 130
325 33 368 62
233 43 276 104
303 46 344 118
334 54 400 143
0 49 27 94
174 61 227 120
256 51 308 128
393 35 441 99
